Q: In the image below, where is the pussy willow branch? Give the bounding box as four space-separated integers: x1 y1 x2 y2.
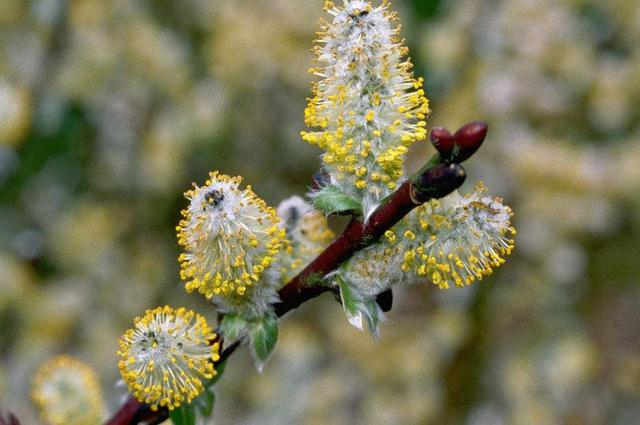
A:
105 121 483 425
274 162 466 315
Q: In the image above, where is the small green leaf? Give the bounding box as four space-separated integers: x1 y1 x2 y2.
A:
195 388 216 417
336 275 382 335
248 312 279 370
220 314 248 342
169 404 196 425
362 299 381 337
336 275 363 330
312 185 363 215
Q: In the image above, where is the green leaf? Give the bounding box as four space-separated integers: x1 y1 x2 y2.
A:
336 275 363 330
248 312 279 370
220 314 248 342
362 299 381 337
194 388 216 417
169 404 196 425
336 275 382 335
312 185 363 215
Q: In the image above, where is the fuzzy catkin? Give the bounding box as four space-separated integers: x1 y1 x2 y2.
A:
32 356 105 425
177 171 285 317
340 183 516 296
302 0 430 217
117 306 219 411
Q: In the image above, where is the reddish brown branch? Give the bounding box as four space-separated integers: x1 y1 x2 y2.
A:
104 122 484 425
105 163 465 425
274 162 465 315
105 398 143 425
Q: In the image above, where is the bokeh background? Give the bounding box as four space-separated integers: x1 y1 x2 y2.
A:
1 0 640 423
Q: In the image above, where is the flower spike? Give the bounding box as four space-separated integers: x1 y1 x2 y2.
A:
32 356 105 425
341 182 515 298
391 182 515 289
302 0 430 217
117 306 220 411
177 171 286 316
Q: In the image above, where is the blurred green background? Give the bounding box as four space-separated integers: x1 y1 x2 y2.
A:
1 0 640 423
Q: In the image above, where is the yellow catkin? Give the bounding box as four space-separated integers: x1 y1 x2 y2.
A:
32 356 105 425
177 171 285 303
341 183 515 295
117 306 220 411
395 183 516 289
301 0 430 216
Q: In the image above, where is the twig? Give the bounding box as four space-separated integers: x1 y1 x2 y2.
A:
104 121 484 425
274 162 466 315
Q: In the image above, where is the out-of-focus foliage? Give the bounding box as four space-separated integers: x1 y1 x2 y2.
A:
0 0 639 424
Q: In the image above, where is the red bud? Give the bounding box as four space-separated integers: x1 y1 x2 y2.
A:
430 127 454 155
451 121 488 162
411 163 466 203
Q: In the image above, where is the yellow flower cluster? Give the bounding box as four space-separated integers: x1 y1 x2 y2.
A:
32 356 105 425
340 183 515 297
301 0 430 215
388 183 516 289
117 306 220 411
340 242 404 298
177 171 285 299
